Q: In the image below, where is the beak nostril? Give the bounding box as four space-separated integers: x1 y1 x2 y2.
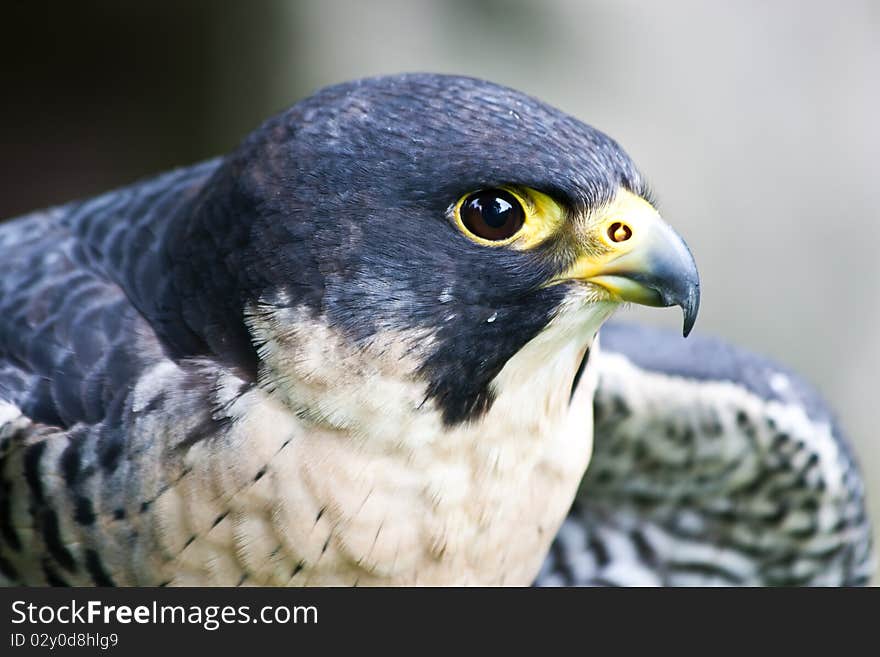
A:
608 222 632 243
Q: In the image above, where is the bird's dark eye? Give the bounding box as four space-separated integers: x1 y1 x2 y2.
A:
460 190 525 241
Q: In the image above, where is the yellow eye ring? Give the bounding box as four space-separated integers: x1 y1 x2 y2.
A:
452 186 565 250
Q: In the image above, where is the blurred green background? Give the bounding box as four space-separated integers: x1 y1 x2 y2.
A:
2 1 877 581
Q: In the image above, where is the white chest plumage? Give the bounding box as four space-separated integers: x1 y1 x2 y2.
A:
152 301 609 586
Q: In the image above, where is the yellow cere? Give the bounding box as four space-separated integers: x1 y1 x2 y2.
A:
542 189 666 288
593 189 660 251
453 186 566 249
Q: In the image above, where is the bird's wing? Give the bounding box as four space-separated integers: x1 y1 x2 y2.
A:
0 162 234 585
537 322 874 586
0 161 223 426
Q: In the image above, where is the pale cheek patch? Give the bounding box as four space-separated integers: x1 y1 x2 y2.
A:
246 303 447 451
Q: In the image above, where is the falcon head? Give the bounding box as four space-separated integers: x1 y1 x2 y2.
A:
167 73 700 425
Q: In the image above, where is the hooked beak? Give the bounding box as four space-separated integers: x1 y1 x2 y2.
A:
551 190 700 337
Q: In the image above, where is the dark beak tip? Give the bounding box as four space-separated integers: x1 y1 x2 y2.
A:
682 314 695 338
680 283 701 338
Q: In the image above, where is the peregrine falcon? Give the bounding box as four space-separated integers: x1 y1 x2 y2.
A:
0 74 871 586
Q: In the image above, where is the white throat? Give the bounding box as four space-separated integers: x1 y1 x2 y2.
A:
196 296 619 585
